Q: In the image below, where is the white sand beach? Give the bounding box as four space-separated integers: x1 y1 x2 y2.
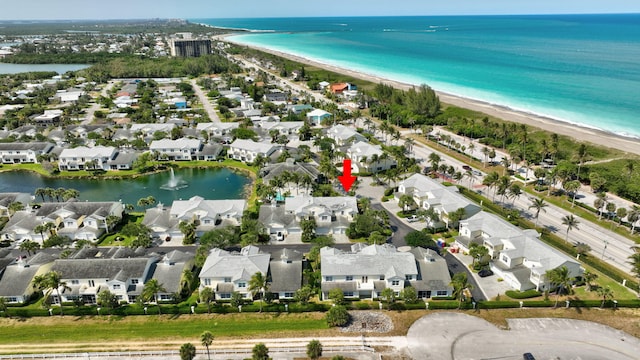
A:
221 35 640 156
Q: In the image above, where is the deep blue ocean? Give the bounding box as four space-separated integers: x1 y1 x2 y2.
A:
195 15 640 138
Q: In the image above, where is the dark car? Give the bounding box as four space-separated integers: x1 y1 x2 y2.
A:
523 353 536 360
462 165 472 171
478 269 494 277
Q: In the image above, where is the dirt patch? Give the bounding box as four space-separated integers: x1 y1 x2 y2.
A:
341 311 393 333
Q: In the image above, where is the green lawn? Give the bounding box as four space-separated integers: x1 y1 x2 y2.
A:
0 313 329 344
98 213 144 246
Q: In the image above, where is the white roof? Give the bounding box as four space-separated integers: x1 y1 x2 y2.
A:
150 138 201 150
130 123 176 133
285 195 358 215
307 109 330 117
229 139 276 154
59 146 115 158
199 247 270 281
321 244 417 277
196 122 239 131
349 141 383 158
169 196 246 219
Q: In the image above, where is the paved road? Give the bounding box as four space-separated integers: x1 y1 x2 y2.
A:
190 78 220 122
82 81 116 125
407 312 640 360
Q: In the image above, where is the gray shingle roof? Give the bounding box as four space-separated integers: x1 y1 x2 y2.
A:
269 249 303 293
321 244 417 278
51 258 152 281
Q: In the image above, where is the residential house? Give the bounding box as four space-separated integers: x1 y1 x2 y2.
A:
255 121 304 140
397 173 480 228
149 138 201 161
262 195 358 237
168 196 246 238
409 247 453 298
141 204 180 242
261 158 322 196
32 109 63 127
227 139 277 163
306 109 332 126
149 249 195 301
0 253 56 304
320 244 418 300
198 246 270 301
50 251 156 304
0 193 32 218
2 201 123 243
0 142 54 164
58 146 136 171
196 122 239 139
54 89 84 103
129 123 176 139
269 248 303 300
326 125 366 146
346 141 396 173
456 211 583 291
287 104 313 115
264 92 288 104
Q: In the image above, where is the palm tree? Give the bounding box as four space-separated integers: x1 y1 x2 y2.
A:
201 331 214 360
398 194 417 214
252 343 269 360
628 206 640 234
179 343 196 360
19 240 40 256
199 287 215 314
7 202 24 219
562 215 580 242
582 270 597 291
35 188 47 202
528 198 548 226
596 286 613 308
575 143 588 180
306 339 323 360
563 180 581 208
0 297 7 317
248 272 269 312
33 271 71 316
142 279 167 314
450 272 472 309
33 224 48 242
546 266 572 307
179 221 197 245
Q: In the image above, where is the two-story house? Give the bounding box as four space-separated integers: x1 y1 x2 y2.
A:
397 173 480 228
227 139 277 163
0 142 54 164
198 246 270 301
0 193 32 218
268 248 303 300
283 195 358 236
149 138 202 161
456 211 583 291
58 146 117 171
320 244 419 300
346 141 396 173
326 125 366 146
167 196 246 239
0 253 56 304
195 122 239 140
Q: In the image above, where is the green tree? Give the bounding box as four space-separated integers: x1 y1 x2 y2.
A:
528 198 548 226
596 286 613 308
97 289 119 314
450 272 472 309
628 252 640 285
199 287 215 314
380 288 395 310
404 230 435 248
294 286 315 305
546 266 573 307
469 243 489 268
582 270 597 291
201 331 214 360
7 201 25 218
301 216 317 243
0 297 7 317
179 343 196 360
328 288 345 305
230 291 244 308
307 339 323 360
248 272 269 312
32 271 71 316
561 215 580 242
179 221 197 245
398 194 417 213
401 286 418 304
325 305 350 327
142 279 167 314
252 343 269 360
19 240 40 256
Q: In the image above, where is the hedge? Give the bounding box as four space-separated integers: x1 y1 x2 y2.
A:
505 290 541 299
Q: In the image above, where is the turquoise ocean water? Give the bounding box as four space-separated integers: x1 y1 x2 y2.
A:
196 15 640 138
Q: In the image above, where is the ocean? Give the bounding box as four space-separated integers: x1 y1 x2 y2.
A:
195 15 640 138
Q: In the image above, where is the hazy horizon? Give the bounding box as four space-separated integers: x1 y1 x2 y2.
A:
1 0 639 21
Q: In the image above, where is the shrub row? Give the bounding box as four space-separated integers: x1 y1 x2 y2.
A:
505 290 542 299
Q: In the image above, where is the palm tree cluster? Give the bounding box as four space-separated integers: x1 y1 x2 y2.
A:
34 187 80 202
260 170 315 199
32 271 71 315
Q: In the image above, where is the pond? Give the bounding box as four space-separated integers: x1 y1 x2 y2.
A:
0 167 252 207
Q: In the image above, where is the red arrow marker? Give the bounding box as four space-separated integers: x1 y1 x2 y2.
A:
338 159 357 192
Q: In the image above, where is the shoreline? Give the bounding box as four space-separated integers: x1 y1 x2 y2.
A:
222 34 640 156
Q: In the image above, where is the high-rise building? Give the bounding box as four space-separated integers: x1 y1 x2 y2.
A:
169 39 212 57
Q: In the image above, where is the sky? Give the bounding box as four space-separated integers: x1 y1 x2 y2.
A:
2 0 639 20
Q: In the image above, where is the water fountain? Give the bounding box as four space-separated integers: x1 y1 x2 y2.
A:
160 168 188 190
